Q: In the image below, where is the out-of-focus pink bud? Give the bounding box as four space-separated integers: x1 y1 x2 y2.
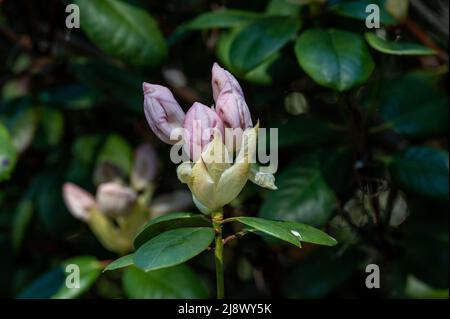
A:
211 63 253 130
143 83 185 144
131 144 158 191
183 102 224 162
96 182 137 217
62 183 97 222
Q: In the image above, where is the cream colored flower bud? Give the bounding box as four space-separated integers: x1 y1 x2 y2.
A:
249 164 278 190
182 125 258 212
96 182 137 217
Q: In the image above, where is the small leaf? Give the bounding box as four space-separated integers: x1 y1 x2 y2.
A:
295 29 374 91
365 32 436 56
228 216 337 247
217 29 297 85
0 123 17 182
330 0 396 25
134 212 210 249
74 0 166 67
389 147 449 199
134 227 214 272
17 256 101 299
184 10 260 30
123 265 208 298
104 254 134 271
7 107 37 153
229 16 301 74
53 257 102 299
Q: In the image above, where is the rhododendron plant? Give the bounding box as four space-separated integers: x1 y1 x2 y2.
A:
104 63 338 299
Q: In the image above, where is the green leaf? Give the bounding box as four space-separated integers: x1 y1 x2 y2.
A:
12 198 34 253
134 227 214 272
260 148 353 227
389 147 449 199
134 212 211 249
97 134 133 176
330 0 396 25
365 32 436 56
295 29 374 91
265 0 302 17
104 254 134 271
33 107 64 148
6 107 37 153
0 123 17 181
405 275 449 299
74 0 166 67
229 16 301 74
217 28 297 86
123 265 208 298
228 216 337 247
184 10 260 30
374 71 448 137
17 256 102 299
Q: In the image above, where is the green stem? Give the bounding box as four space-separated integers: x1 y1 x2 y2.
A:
212 211 224 299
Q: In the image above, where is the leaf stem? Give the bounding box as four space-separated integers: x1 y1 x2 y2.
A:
212 211 224 299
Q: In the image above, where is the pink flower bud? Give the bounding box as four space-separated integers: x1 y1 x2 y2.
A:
212 63 253 130
143 83 185 144
131 144 158 191
62 183 97 222
183 102 224 162
96 182 137 217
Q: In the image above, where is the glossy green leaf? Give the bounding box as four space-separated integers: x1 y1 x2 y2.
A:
265 0 302 17
134 212 210 249
389 147 449 199
123 265 208 298
184 10 260 30
229 16 301 74
330 0 396 25
134 227 214 272
104 254 134 271
217 28 297 85
374 72 448 137
17 256 102 299
365 32 436 56
74 0 166 67
0 123 17 182
228 216 337 247
295 29 374 91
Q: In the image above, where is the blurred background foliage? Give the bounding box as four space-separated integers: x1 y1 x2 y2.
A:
0 0 448 298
